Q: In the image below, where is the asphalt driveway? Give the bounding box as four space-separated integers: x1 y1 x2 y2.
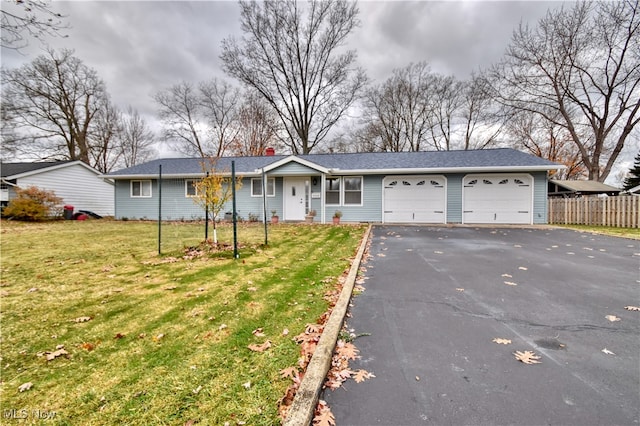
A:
324 225 639 425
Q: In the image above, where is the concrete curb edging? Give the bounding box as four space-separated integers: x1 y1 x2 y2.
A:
283 224 373 426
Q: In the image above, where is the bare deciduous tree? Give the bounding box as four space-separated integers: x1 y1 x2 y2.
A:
230 91 281 156
118 107 155 168
490 0 640 182
1 49 108 166
221 0 367 154
154 79 240 158
1 0 69 49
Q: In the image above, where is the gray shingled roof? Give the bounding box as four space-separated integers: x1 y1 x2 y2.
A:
105 148 561 178
1 161 73 178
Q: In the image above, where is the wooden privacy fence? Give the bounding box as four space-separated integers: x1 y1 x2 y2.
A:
548 195 639 228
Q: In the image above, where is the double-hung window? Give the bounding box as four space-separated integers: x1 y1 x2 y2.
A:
185 179 199 197
251 178 275 197
325 176 362 206
131 180 152 197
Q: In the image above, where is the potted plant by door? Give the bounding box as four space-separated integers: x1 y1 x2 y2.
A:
305 209 316 223
271 210 279 224
333 210 342 224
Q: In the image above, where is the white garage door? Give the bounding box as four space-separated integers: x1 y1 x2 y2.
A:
383 176 446 223
463 174 533 224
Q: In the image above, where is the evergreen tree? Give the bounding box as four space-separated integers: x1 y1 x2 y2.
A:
623 152 640 191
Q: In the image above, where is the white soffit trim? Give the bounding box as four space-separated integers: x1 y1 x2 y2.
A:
328 165 565 175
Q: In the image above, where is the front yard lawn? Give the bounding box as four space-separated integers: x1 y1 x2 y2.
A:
0 220 366 425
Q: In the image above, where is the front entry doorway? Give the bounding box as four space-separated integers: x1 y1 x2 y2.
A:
283 177 309 221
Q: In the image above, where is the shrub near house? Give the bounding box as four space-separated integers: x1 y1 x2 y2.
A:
2 186 63 221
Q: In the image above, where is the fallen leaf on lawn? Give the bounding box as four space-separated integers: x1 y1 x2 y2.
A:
624 306 640 311
504 281 518 286
601 348 615 355
514 350 541 364
252 328 266 337
248 340 272 352
18 382 33 392
492 338 512 345
46 348 68 361
605 315 621 322
280 366 299 380
73 316 92 323
282 328 289 336
153 333 164 342
80 342 96 351
114 333 125 339
164 285 177 290
192 385 202 394
219 324 228 331
27 287 38 293
247 287 257 292
242 381 251 389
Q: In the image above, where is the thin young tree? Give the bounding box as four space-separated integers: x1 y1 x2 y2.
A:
191 160 242 245
221 0 367 154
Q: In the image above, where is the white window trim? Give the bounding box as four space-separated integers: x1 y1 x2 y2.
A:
325 176 364 206
185 179 199 198
131 180 152 198
251 177 275 197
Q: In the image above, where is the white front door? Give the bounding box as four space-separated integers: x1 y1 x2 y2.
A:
284 177 308 221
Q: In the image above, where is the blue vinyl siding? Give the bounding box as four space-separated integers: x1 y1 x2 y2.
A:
446 174 464 223
272 162 320 175
322 175 382 223
532 172 548 224
114 171 551 224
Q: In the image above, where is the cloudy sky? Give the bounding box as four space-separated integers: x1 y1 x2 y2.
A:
1 0 636 181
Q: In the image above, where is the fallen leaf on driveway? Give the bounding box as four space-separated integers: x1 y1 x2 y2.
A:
624 306 640 311
502 274 512 278
605 315 621 322
492 338 512 345
434 251 444 254
518 266 528 271
504 281 518 286
455 288 464 292
601 348 616 355
514 350 541 364
352 370 375 383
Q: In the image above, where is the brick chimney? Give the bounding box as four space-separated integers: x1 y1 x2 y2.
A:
265 147 275 156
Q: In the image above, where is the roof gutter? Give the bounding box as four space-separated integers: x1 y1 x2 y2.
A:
326 165 566 175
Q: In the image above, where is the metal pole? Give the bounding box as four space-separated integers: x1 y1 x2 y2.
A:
158 164 162 255
232 161 239 259
205 171 209 241
262 168 268 246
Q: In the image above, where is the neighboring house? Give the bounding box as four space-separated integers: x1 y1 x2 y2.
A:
626 185 640 196
1 161 114 216
104 148 563 225
548 180 621 198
